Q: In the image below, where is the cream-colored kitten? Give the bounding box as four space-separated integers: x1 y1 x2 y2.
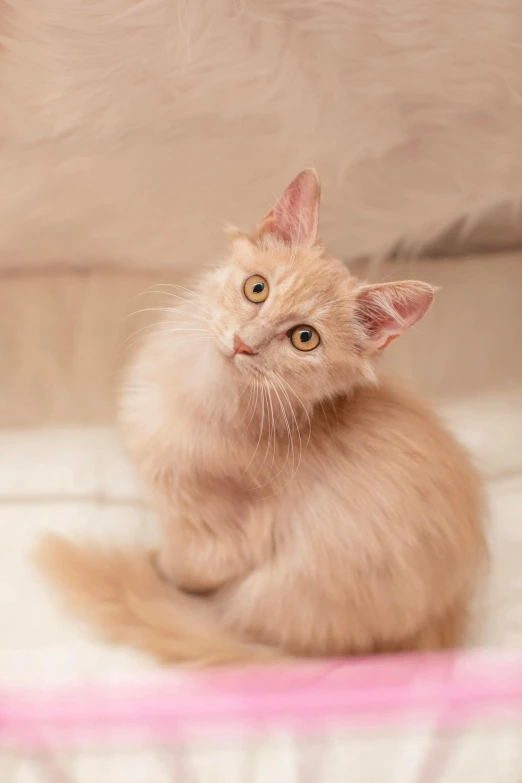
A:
37 170 487 664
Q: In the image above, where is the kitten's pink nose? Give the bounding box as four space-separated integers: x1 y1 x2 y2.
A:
233 334 255 356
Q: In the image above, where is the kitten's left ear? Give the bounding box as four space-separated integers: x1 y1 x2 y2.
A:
355 281 435 352
256 169 320 247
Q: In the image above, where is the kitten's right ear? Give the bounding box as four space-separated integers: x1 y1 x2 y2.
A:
255 169 320 247
355 281 435 353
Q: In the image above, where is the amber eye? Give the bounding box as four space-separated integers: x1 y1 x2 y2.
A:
289 325 321 352
244 274 269 304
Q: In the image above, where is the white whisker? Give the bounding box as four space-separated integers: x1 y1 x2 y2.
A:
236 380 260 443
273 373 302 454
136 287 213 317
124 330 211 354
271 372 304 493
277 375 312 447
122 307 209 326
236 383 256 429
121 320 208 348
132 288 193 308
267 383 278 478
146 283 213 315
318 400 333 433
119 319 172 351
254 377 294 493
255 380 276 481
242 383 266 481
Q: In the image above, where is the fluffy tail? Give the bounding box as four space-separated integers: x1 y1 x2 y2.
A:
34 534 279 665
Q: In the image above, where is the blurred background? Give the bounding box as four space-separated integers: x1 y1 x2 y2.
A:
1 0 521 426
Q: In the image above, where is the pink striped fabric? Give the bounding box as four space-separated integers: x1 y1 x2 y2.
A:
1 650 521 749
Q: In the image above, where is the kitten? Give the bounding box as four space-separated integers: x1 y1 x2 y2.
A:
37 170 487 664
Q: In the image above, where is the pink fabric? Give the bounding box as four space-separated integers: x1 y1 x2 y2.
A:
1 651 521 749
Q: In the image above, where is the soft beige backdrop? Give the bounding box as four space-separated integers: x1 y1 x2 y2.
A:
1 0 521 425
1 0 521 275
2 252 521 426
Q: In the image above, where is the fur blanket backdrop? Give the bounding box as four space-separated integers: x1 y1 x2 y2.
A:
0 0 521 274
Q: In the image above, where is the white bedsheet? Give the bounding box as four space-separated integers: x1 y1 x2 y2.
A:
1 390 521 781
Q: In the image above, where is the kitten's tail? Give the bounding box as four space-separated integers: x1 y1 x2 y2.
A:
34 535 279 665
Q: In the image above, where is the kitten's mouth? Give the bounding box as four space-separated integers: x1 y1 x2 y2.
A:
233 353 259 370
230 351 265 380
235 360 265 381
213 336 264 379
233 352 259 367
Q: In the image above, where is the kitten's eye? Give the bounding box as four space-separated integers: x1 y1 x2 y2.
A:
288 325 321 352
244 274 269 304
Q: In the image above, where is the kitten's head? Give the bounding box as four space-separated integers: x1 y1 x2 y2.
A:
204 169 434 403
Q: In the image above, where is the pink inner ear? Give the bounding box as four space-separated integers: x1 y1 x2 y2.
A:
356 282 435 350
258 169 320 246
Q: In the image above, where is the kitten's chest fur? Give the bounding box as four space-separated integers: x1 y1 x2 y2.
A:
148 420 290 593
122 362 482 600
121 372 326 591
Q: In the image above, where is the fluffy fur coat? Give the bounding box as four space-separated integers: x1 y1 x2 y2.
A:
0 0 521 272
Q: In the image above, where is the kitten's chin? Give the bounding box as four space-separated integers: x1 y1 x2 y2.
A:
228 357 261 382
229 355 267 386
209 334 269 387
236 363 265 384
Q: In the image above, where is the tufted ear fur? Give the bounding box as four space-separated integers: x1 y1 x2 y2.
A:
255 169 320 246
355 281 435 352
